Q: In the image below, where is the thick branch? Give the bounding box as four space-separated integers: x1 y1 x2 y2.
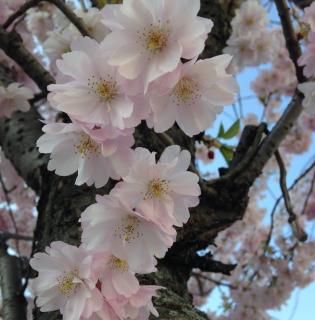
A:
238 92 304 186
0 26 54 91
0 243 27 320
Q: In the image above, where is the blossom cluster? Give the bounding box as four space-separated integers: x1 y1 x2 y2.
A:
0 82 33 119
298 2 315 114
224 0 275 71
29 0 238 319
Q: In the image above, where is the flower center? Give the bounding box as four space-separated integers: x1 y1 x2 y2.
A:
114 215 142 243
145 178 169 199
57 270 79 296
244 18 255 26
96 81 118 102
171 77 201 105
110 255 129 272
74 133 100 158
88 75 118 105
146 26 168 53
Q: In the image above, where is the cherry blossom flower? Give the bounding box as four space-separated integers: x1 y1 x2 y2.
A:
0 2 12 24
0 83 33 118
298 32 315 78
149 55 238 136
82 301 119 320
304 2 315 32
281 121 312 155
101 0 213 92
75 8 110 43
298 81 315 114
43 29 76 69
80 194 176 273
303 113 315 130
91 251 140 298
30 242 103 320
104 285 161 320
231 0 268 36
26 9 53 42
36 122 134 188
195 141 214 164
114 146 200 228
48 37 134 129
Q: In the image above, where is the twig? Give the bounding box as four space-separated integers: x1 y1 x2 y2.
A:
274 149 307 242
208 123 267 185
274 0 305 83
264 159 315 252
274 150 295 222
239 92 304 187
158 132 175 146
3 0 91 38
192 272 237 290
169 251 236 275
0 232 33 242
301 169 315 215
79 0 87 11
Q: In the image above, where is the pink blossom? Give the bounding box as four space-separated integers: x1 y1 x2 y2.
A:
104 285 161 320
30 242 103 320
298 81 315 114
43 29 75 68
281 122 312 154
80 194 176 273
91 251 140 298
74 8 111 43
0 2 12 24
36 122 134 188
82 301 119 320
0 83 33 118
48 37 134 128
304 2 315 32
302 113 315 130
298 33 315 78
101 0 213 92
224 35 257 70
231 0 268 36
149 55 238 136
26 9 53 42
305 197 315 220
114 146 200 229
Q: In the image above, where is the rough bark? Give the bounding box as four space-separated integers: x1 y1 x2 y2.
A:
0 243 27 320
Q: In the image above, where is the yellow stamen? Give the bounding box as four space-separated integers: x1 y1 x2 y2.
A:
145 178 169 199
57 270 79 296
146 26 168 53
110 256 128 272
172 77 201 105
96 81 118 102
74 133 100 158
114 215 142 243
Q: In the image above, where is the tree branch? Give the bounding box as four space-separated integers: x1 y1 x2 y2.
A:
0 26 55 91
0 241 27 320
275 0 305 83
274 150 307 241
3 0 91 38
